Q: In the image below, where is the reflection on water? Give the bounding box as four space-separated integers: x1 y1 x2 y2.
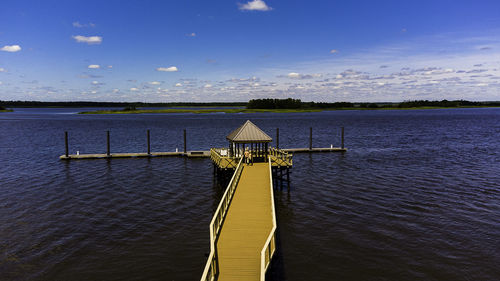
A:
1 108 500 280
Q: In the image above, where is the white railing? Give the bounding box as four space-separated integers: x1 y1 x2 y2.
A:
200 157 244 281
260 156 277 280
210 148 239 169
269 147 293 167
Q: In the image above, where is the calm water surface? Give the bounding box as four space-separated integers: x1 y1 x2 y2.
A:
1 108 499 280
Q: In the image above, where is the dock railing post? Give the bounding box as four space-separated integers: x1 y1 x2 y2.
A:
309 127 312 151
276 128 279 150
147 129 151 155
107 131 110 156
341 127 344 149
183 129 187 154
65 131 69 157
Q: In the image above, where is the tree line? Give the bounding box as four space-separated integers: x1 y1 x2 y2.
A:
246 98 500 109
0 101 247 107
247 98 355 109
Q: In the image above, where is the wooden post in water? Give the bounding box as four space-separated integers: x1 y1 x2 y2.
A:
64 131 69 157
309 127 312 151
276 128 279 150
147 129 151 155
106 131 110 156
183 129 187 153
341 127 344 149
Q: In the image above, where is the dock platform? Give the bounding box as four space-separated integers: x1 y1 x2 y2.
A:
59 147 344 160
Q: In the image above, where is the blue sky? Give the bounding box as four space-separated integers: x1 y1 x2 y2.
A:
1 0 500 102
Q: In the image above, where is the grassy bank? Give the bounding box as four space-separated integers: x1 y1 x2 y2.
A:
78 106 499 114
79 108 325 114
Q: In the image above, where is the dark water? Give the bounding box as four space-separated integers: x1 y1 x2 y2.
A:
1 108 499 280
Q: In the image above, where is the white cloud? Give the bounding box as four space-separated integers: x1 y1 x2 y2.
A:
150 81 161 85
238 0 272 11
112 89 119 93
72 35 102 44
204 84 213 88
330 49 339 54
175 83 182 87
156 66 178 72
0 81 2 85
186 32 196 37
1 45 21 52
285 72 321 79
73 22 95 28
88 64 100 69
91 81 99 85
0 68 6 72
107 65 113 69
130 87 138 91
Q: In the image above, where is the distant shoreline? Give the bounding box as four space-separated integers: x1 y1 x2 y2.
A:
79 106 500 114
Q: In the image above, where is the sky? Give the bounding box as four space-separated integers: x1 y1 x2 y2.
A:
1 0 500 102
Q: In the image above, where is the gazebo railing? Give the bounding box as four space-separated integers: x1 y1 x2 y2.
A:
269 147 293 167
210 148 240 169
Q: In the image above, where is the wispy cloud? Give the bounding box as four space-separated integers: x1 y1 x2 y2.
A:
72 35 102 44
330 49 339 54
186 32 196 37
0 68 6 72
88 64 100 69
1 45 21 52
156 66 178 72
73 21 96 28
283 72 322 79
150 81 161 85
238 0 272 11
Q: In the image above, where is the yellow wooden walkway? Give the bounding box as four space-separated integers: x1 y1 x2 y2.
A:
201 158 277 281
216 163 273 280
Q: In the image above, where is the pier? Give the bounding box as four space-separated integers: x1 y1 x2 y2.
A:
58 120 347 280
59 124 346 160
202 121 278 281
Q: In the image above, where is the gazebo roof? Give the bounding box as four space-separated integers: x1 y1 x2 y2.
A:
226 120 272 143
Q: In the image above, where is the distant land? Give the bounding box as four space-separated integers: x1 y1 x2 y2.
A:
1 99 500 114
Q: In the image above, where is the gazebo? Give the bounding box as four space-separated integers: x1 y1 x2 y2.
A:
227 120 272 161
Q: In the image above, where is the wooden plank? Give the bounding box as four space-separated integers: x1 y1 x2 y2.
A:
216 163 273 281
283 147 347 153
59 151 202 160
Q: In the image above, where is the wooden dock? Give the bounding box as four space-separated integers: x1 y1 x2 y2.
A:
201 158 276 281
59 147 344 160
284 147 346 153
217 162 274 280
59 151 210 160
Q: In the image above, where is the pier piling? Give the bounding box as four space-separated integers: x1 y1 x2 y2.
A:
147 129 151 155
341 127 344 149
106 131 110 156
183 129 187 154
309 127 312 151
64 131 69 158
276 128 279 149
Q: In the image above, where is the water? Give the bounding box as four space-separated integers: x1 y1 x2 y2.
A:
1 108 499 280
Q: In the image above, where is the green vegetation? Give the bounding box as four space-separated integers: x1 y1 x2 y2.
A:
0 105 13 112
247 98 354 109
2 99 499 114
79 108 324 114
0 100 247 108
247 98 500 110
